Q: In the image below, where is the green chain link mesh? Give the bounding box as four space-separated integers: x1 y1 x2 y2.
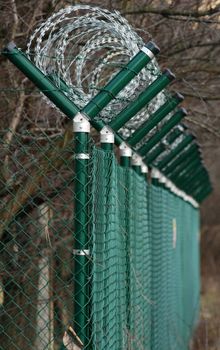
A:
0 131 200 350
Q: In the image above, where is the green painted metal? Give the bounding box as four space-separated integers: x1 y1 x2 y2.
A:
1 37 213 350
166 152 200 179
181 170 207 191
109 70 176 132
182 166 207 186
195 186 212 202
47 72 71 94
171 156 201 182
73 127 90 346
157 134 194 170
163 144 198 176
146 127 184 164
191 181 210 197
127 92 182 146
132 165 142 175
146 143 166 164
3 44 80 118
101 143 113 151
82 42 160 119
120 156 131 167
3 43 212 202
139 108 187 156
186 172 208 191
181 170 207 192
0 135 202 349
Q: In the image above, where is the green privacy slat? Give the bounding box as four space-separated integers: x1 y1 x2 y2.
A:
109 70 176 132
127 91 182 146
0 141 202 349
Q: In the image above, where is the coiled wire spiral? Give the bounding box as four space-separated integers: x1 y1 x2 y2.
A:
27 5 168 138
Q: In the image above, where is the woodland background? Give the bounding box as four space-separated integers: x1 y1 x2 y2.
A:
0 0 220 348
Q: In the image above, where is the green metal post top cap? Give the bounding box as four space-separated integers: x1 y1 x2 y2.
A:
4 41 17 51
177 123 188 132
178 107 188 116
163 68 176 81
173 92 184 102
144 41 160 55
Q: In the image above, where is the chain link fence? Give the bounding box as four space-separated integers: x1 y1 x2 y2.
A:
0 128 200 350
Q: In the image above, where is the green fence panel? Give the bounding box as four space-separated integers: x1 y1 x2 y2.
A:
0 131 200 350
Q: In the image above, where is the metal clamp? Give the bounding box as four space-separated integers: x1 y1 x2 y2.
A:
75 154 90 160
119 142 132 157
73 113 90 133
141 46 155 59
73 249 90 256
131 153 142 166
151 168 160 179
141 163 148 174
100 126 114 143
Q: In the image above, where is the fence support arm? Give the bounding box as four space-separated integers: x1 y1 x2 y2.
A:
156 134 194 170
109 70 176 132
138 108 187 156
126 92 183 146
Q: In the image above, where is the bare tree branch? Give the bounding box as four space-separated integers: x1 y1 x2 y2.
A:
123 5 220 18
186 117 220 139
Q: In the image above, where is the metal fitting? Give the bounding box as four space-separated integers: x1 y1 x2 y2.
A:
141 163 148 174
73 113 90 133
119 142 132 157
73 249 90 256
151 168 160 179
100 126 114 143
131 154 142 166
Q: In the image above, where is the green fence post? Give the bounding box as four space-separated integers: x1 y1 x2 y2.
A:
100 126 115 151
156 134 194 170
127 92 183 146
119 142 132 349
109 70 176 132
146 126 184 165
141 163 149 178
190 180 208 196
119 142 132 167
181 169 206 192
195 186 212 202
73 113 91 346
131 154 142 175
163 144 198 176
138 108 187 157
171 157 201 183
82 42 160 119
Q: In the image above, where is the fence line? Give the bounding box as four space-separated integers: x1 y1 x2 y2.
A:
0 130 200 349
1 7 210 348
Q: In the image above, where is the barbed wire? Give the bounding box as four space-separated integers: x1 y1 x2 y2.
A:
26 4 166 135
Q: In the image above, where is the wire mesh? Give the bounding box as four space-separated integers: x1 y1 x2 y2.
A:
0 127 200 350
